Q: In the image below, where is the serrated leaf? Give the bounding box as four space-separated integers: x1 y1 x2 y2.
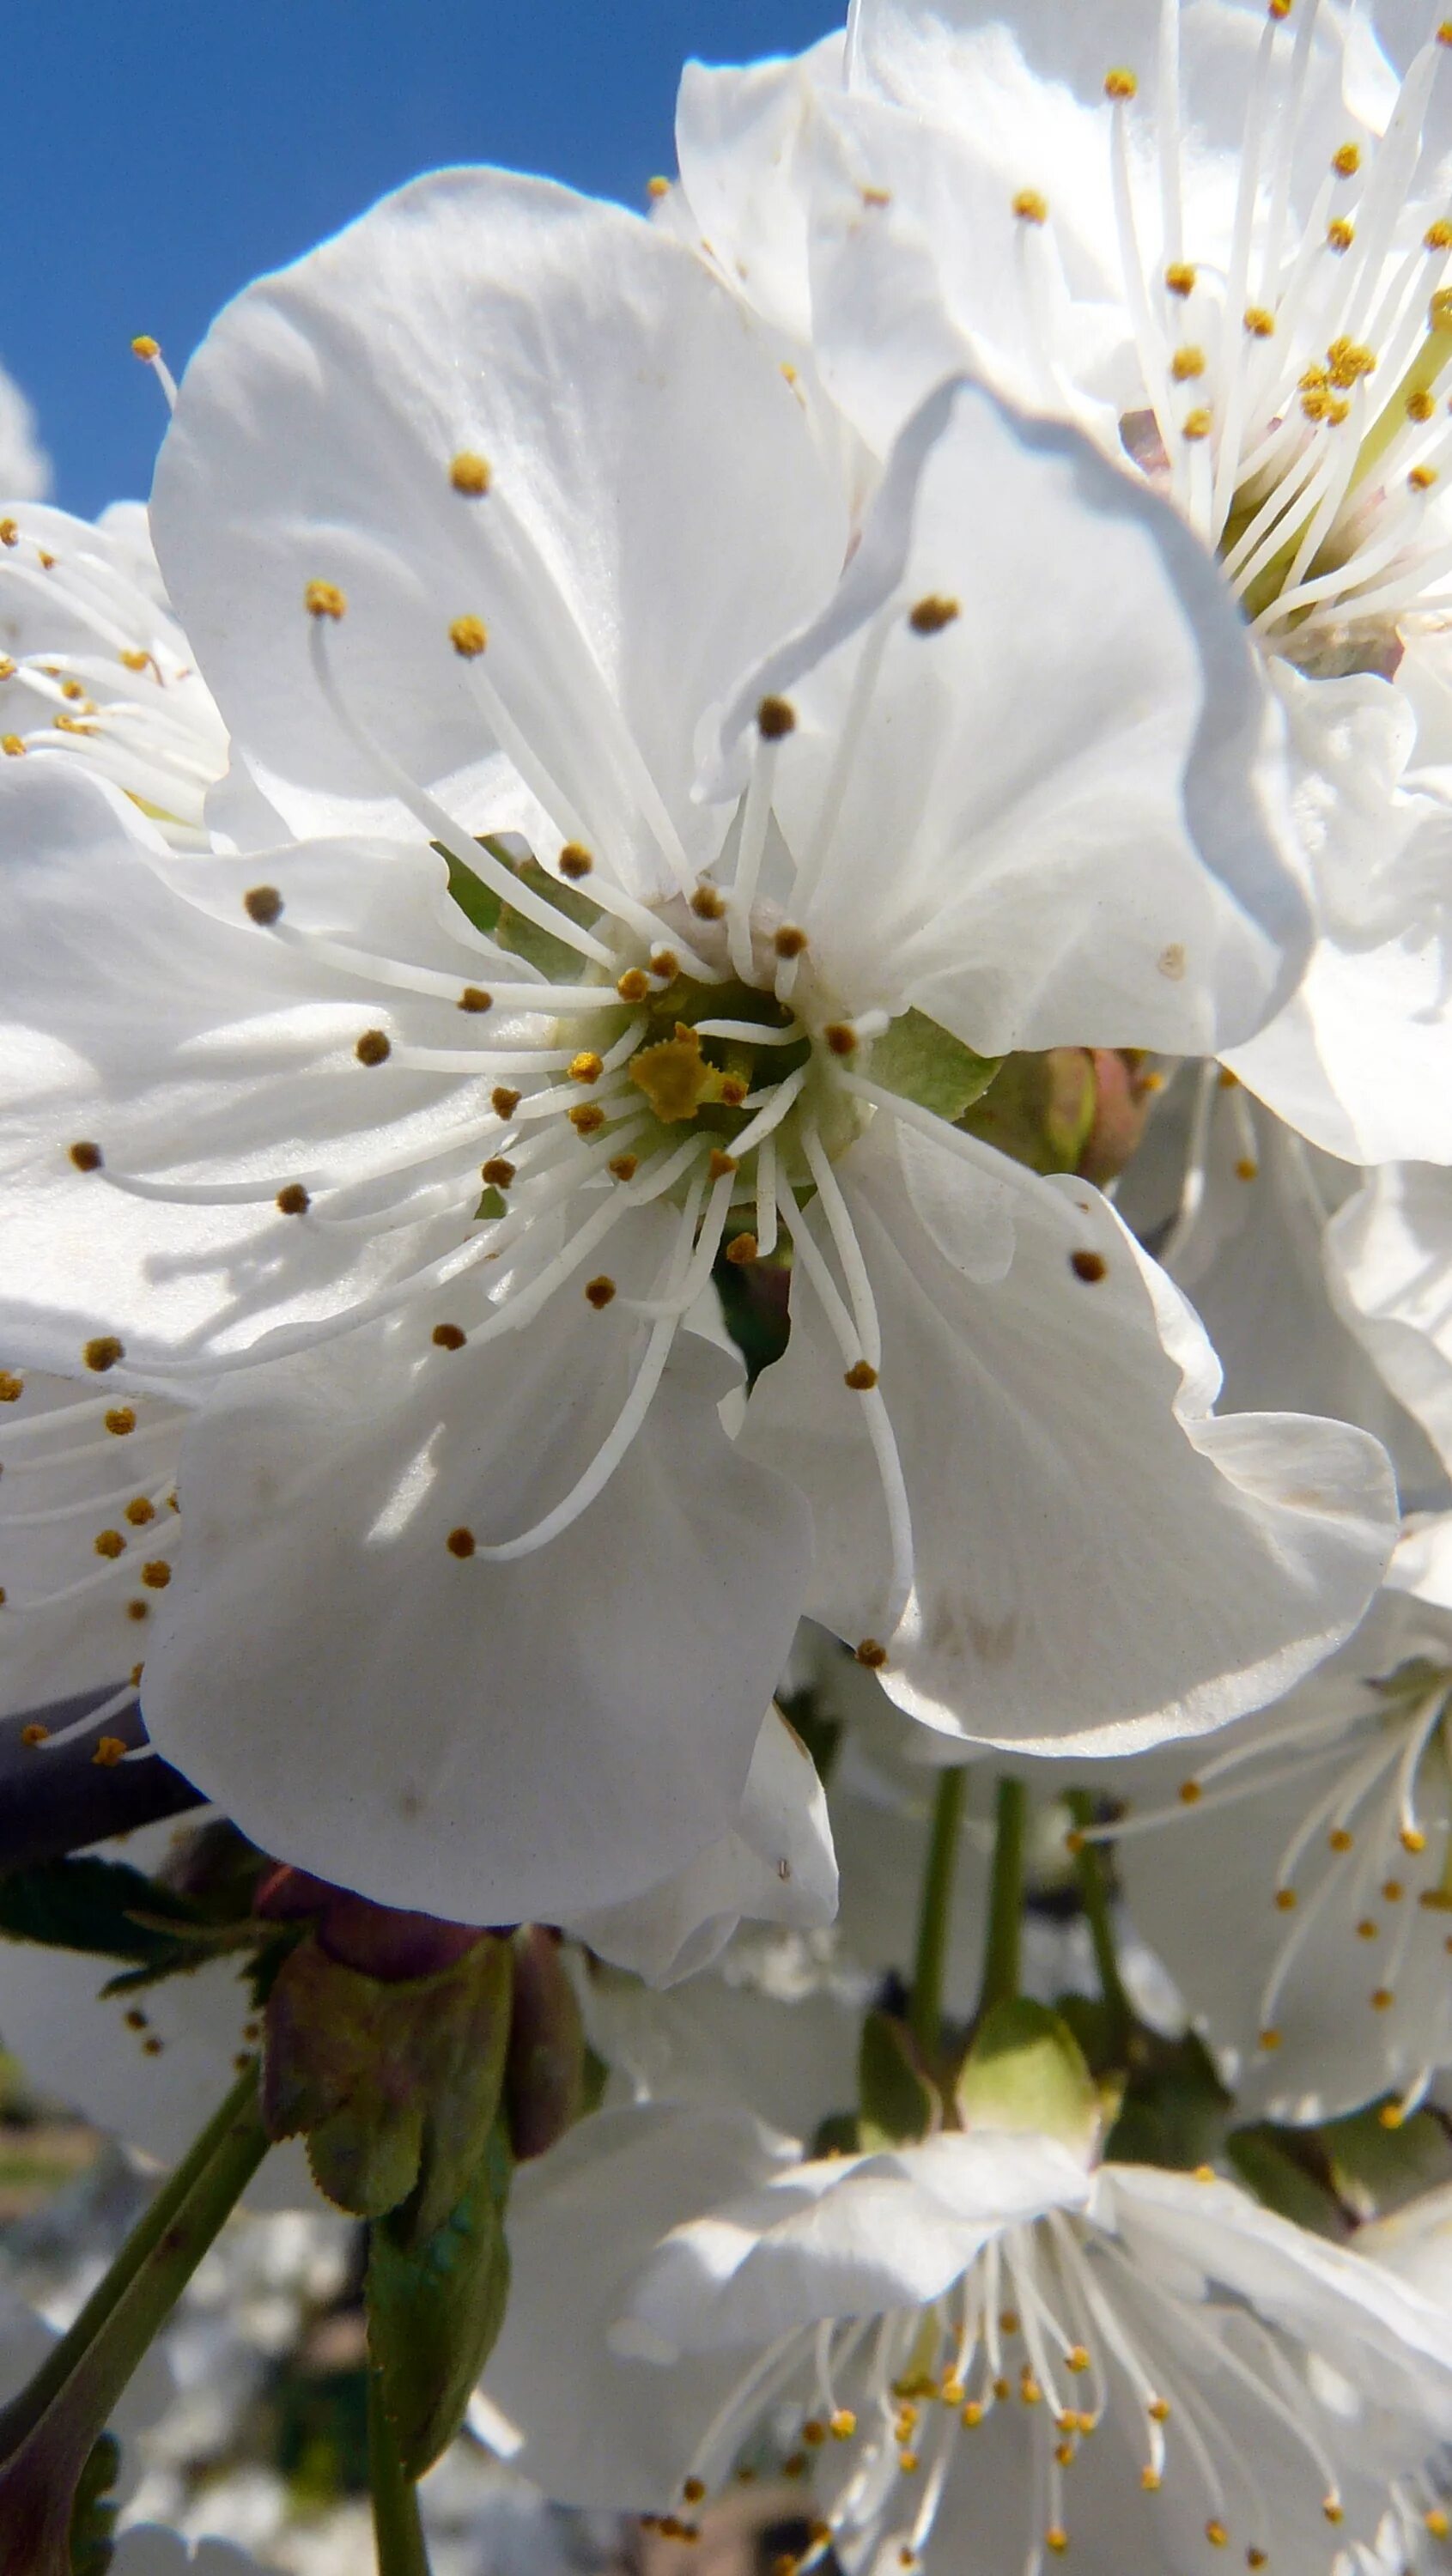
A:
859 2010 939 2148
264 1931 513 2227
367 2118 512 2479
957 1999 1099 2152
867 1009 1000 1124
0 1857 199 1968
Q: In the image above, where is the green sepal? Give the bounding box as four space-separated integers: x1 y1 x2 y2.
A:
68 2432 121 2575
1321 2100 1452 2215
1098 2024 1231 2173
811 2110 861 2160
474 1184 508 1222
263 1931 513 2232
0 1856 200 1969
868 1009 1001 1125
366 2116 513 2480
1226 2124 1346 2238
957 1048 1096 1176
956 1999 1099 2153
439 840 604 984
859 2010 940 2149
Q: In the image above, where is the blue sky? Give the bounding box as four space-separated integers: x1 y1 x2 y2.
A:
8 3 832 517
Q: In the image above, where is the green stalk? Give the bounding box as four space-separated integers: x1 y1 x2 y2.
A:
976 1775 1027 2018
368 2361 433 2576
1066 1790 1133 2054
908 1765 968 2065
0 2059 270 2574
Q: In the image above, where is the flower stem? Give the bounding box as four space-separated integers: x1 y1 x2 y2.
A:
1066 1790 1133 2054
0 2058 269 2574
976 1775 1027 2017
908 1765 968 2065
368 2361 433 2576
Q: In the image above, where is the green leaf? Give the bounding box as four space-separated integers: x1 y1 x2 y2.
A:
1321 2101 1452 2217
859 2010 939 2148
867 1009 1001 1123
1101 2026 1232 2173
367 2117 512 2480
0 1858 199 1969
811 2110 861 2159
263 1932 513 2228
957 1999 1099 2152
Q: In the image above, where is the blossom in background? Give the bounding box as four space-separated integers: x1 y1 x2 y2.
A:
0 164 1404 1922
666 0 1452 1173
0 500 226 847
0 357 49 502
485 2094 1452 2575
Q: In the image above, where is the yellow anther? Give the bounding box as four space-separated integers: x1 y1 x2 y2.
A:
1379 2102 1405 2129
558 841 593 878
1428 221 1452 251
897 2451 919 2475
708 1149 738 1180
458 985 492 1012
69 1140 103 1173
908 593 961 633
1407 389 1437 420
131 335 161 361
1207 2521 1229 2548
1066 2346 1091 2373
1165 262 1198 296
0 1372 22 1402
0 658 12 679
1236 1157 1259 1182
609 1154 640 1182
1171 345 1206 380
449 614 489 659
355 1030 392 1066
446 1527 476 1558
568 1103 606 1135
757 694 797 738
140 1561 171 1589
1178 1778 1203 1805
1012 188 1048 223
1323 2501 1344 2526
844 1360 879 1390
1182 408 1213 440
1357 1917 1379 1939
647 174 671 199
449 450 492 495
491 1086 521 1119
824 1022 859 1056
862 185 892 208
1045 2529 1068 2556
124 1498 155 1527
1258 2026 1282 2050
857 1638 887 1669
682 2479 707 2506
83 1337 124 1373
1400 1826 1428 1852
305 580 347 620
1411 464 1440 489
433 1324 467 1351
1425 2509 1450 2538
1194 2165 1216 2183
961 2400 985 2427
93 1738 127 1768
1327 218 1355 251
1328 1826 1353 1851
724 1230 758 1265
275 1182 309 1216
1267 0 1291 16
127 1601 149 1622
940 2377 966 2405
94 1530 126 1560
1273 1886 1297 1911
774 924 808 958
481 1157 516 1189
1371 1986 1394 2009
244 884 283 927
690 884 726 919
1020 2371 1043 2405
568 1050 604 1084
1327 337 1376 387
1142 2468 1162 2491
1332 143 1361 176
802 2419 827 2446
1243 307 1275 337
1148 2400 1171 2423
617 969 651 1002
21 1725 48 1747
1103 66 1138 97
2 737 26 756
1382 1879 1405 1902
105 1406 136 1436
1440 19 1452 41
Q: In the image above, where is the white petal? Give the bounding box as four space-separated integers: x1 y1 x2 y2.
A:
706 376 1307 1055
675 40 845 345
487 2103 795 2509
1327 1163 1452 1475
744 1116 1396 1753
143 1268 813 1925
153 168 848 881
567 1706 838 1986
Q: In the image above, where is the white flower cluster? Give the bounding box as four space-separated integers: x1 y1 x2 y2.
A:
12 2 1452 2570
